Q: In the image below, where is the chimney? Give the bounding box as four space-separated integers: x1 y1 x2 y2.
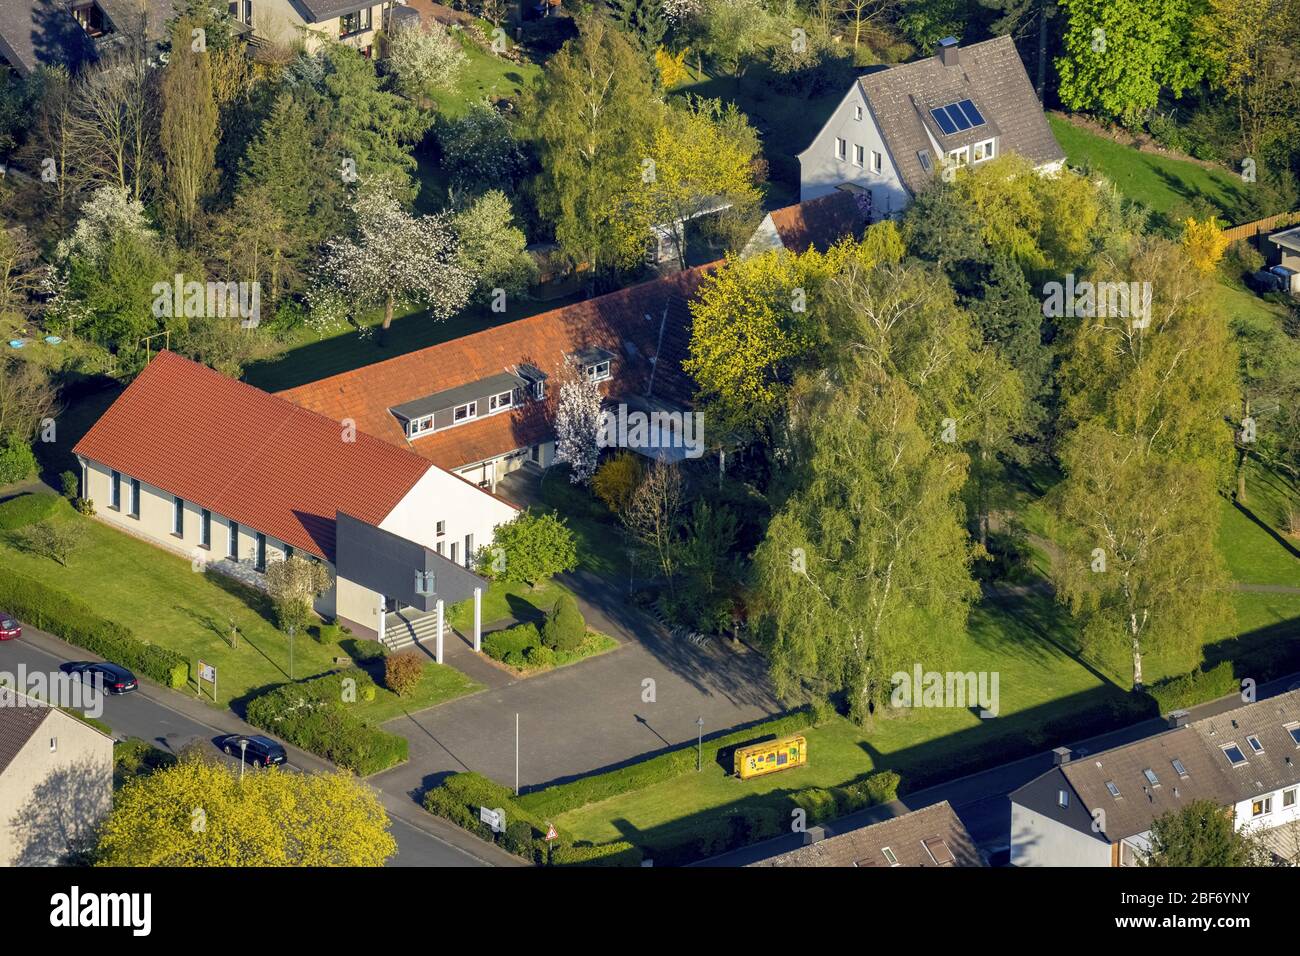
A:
1051 746 1072 766
1167 710 1190 729
938 36 960 67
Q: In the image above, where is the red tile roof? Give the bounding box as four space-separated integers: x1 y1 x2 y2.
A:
768 191 869 254
72 351 434 561
278 265 715 470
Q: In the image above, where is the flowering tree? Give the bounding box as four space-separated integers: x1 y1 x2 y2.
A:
386 20 467 99
310 178 472 330
554 374 603 485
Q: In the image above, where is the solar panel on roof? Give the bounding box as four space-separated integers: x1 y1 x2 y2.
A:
957 99 985 126
945 105 973 131
930 107 958 135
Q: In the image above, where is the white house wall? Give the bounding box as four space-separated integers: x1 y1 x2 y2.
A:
378 465 518 568
798 83 910 217
1010 801 1112 867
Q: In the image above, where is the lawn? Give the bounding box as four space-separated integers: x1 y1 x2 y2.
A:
447 578 571 632
1048 114 1249 224
432 28 542 121
0 502 478 718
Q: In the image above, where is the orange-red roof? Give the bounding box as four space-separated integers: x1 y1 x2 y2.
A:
768 191 869 254
73 351 434 561
279 265 715 470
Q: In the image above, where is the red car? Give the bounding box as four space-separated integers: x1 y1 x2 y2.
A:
0 614 20 641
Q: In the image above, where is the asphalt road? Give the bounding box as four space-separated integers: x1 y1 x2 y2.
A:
0 631 493 867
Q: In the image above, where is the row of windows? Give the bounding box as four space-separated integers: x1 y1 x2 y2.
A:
433 520 475 568
406 384 544 440
946 139 996 168
834 138 883 174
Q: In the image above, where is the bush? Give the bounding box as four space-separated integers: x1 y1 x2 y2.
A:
342 637 387 662
245 668 403 775
541 593 585 653
525 643 556 668
483 622 541 662
1146 113 1190 154
478 509 577 586
1147 661 1237 714
423 771 549 851
60 470 79 499
384 650 426 696
0 434 37 484
0 570 190 687
550 841 643 867
592 453 642 513
315 621 341 644
0 491 62 530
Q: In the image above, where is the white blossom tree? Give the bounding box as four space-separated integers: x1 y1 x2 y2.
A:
310 178 473 331
386 20 467 98
554 373 603 485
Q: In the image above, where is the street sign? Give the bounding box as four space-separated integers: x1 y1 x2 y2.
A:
545 822 558 843
196 660 217 701
480 806 505 833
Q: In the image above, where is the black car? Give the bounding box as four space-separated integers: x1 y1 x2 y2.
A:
219 734 287 768
62 661 138 694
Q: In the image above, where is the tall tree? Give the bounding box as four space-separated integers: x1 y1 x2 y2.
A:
159 19 219 242
608 0 668 55
1144 800 1275 867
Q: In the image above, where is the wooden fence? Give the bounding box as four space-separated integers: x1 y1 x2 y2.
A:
1221 210 1300 244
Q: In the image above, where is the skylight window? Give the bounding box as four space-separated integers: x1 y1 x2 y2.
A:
1247 735 1264 754
1105 781 1120 798
1171 758 1188 778
1288 722 1300 746
1222 743 1248 767
881 846 898 866
1142 768 1160 788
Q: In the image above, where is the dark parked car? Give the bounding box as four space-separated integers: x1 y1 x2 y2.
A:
0 613 20 641
218 734 287 768
61 661 138 694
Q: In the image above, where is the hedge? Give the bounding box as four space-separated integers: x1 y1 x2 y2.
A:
483 622 541 666
1147 661 1238 714
550 841 643 867
516 708 815 818
0 492 63 531
0 570 190 688
245 668 405 775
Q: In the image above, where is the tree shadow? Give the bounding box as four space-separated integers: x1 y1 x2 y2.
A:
8 753 111 866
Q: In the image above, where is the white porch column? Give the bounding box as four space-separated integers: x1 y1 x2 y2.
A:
377 594 386 645
473 587 482 653
435 599 444 664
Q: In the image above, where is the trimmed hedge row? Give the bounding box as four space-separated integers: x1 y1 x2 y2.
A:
1147 661 1238 714
0 570 190 688
245 667 406 776
517 708 816 818
0 492 63 531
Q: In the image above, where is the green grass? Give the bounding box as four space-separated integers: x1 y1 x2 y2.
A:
431 29 542 121
1217 486 1300 587
1049 115 1250 224
447 578 570 632
0 506 477 718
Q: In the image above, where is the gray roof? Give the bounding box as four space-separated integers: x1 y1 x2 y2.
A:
854 34 1064 196
0 689 56 777
0 0 175 76
1269 227 1300 254
390 371 527 422
1013 689 1300 842
335 511 487 611
291 0 378 22
752 801 985 867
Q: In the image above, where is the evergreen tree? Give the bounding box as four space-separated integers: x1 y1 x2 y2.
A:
608 0 667 56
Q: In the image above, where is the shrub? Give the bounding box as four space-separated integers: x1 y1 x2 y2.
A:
550 841 643 867
524 643 556 669
0 570 190 688
18 518 87 566
60 470 79 499
592 453 642 513
342 637 387 662
541 593 585 652
315 622 341 644
483 622 541 662
1147 661 1237 714
0 434 36 484
0 491 62 530
810 695 837 727
384 650 426 696
423 771 549 850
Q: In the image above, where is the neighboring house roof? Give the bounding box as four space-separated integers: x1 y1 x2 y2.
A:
768 191 869 254
1013 690 1300 844
849 34 1064 197
752 802 985 867
1270 227 1300 255
73 350 435 562
0 690 54 777
278 265 714 471
290 0 377 23
0 0 175 76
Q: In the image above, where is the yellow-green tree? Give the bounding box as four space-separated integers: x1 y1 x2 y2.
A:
96 757 397 866
1180 216 1229 275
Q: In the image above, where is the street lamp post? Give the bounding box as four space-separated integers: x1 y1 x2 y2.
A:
239 739 248 783
696 717 704 772
288 624 295 680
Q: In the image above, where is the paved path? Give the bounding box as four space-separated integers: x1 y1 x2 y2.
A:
6 625 519 867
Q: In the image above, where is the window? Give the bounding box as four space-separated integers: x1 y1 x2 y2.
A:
1288 722 1300 746
1172 758 1189 778
464 534 474 567
255 533 267 572
1105 781 1121 798
200 509 211 549
1142 768 1160 788
110 470 121 510
488 390 513 413
1222 743 1248 767
1247 735 1264 754
453 401 478 424
835 137 847 161
917 150 933 173
49 737 57 753
946 147 970 167
854 104 863 121
881 846 898 866
973 139 996 162
408 415 434 437
172 496 185 536
228 1 252 25
129 478 141 518
1284 788 1297 809
1057 789 1069 808
1252 796 1273 817
871 150 882 174
533 379 546 400
586 361 611 383
339 8 371 36
853 144 864 167
284 545 293 561
450 541 459 565
435 541 445 556
228 520 239 559
436 521 445 537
